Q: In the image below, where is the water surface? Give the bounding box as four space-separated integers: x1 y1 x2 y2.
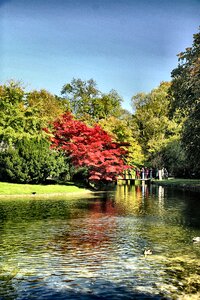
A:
0 184 200 299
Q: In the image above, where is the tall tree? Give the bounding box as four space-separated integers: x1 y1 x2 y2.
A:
61 78 123 123
170 28 200 174
0 81 43 144
0 81 68 145
131 82 182 168
27 90 69 126
99 115 144 166
46 112 129 182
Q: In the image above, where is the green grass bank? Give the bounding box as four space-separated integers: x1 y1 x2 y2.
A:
0 181 93 198
153 178 200 193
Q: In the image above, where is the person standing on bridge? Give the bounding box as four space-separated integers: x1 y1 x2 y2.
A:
136 168 140 179
145 168 149 179
141 167 145 180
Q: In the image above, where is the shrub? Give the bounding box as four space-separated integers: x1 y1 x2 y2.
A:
0 138 66 183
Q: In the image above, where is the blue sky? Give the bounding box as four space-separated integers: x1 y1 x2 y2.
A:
0 0 200 111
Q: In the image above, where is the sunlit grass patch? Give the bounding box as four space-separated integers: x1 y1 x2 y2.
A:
0 181 90 196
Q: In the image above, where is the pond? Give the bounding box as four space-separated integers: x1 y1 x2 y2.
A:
0 184 200 299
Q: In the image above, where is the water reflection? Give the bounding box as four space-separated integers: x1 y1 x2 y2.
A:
114 184 167 217
0 185 200 299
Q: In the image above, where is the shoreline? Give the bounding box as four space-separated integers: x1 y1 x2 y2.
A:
152 179 200 193
0 190 98 199
1 179 200 198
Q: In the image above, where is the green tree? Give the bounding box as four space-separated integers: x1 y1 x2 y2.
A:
0 81 69 145
0 81 70 183
131 82 181 167
61 78 123 123
0 81 45 144
170 28 200 174
0 138 66 183
160 139 188 177
99 115 144 166
27 90 69 126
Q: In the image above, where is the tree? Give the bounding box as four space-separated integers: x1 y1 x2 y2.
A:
0 81 27 144
61 78 123 123
27 90 69 126
99 116 144 166
0 81 46 144
0 81 69 147
160 139 188 177
170 29 200 115
131 82 181 167
46 112 130 182
170 28 200 174
0 81 69 183
0 138 66 183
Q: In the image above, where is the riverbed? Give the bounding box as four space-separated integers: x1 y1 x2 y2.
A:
0 184 200 299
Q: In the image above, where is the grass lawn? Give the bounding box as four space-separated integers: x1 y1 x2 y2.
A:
0 181 90 196
154 178 200 186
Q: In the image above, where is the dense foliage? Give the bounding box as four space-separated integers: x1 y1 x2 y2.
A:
46 112 130 182
170 29 200 175
132 82 172 156
0 81 67 144
0 81 67 183
99 115 144 166
131 82 184 175
0 81 41 144
61 78 123 123
0 138 66 183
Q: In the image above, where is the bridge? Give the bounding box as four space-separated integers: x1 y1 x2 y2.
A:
117 178 152 185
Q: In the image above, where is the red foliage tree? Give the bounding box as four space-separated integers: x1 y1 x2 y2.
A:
45 112 129 181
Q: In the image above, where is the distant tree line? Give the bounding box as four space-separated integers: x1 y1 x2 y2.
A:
0 28 199 183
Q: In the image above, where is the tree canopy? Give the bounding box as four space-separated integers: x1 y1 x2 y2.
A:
61 78 123 123
46 112 130 181
99 115 144 166
131 82 181 164
170 28 200 174
0 81 67 145
0 81 42 144
0 81 67 183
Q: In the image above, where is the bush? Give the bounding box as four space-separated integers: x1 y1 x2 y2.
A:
0 138 66 183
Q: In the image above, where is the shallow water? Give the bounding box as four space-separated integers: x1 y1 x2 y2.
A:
0 184 200 299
